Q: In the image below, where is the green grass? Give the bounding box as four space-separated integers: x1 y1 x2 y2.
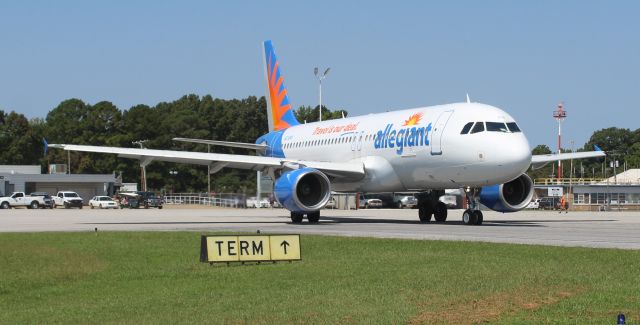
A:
0 232 639 324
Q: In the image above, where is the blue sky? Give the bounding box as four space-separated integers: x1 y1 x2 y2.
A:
1 1 638 149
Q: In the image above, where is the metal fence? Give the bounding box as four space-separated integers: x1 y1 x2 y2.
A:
163 193 246 208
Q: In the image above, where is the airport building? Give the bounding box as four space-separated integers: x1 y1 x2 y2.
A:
534 169 640 211
0 165 119 203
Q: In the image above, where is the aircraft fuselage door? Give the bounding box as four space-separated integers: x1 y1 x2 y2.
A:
356 131 364 151
350 131 363 151
430 110 454 155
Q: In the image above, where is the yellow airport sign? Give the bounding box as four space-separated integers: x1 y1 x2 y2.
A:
269 235 301 261
200 234 301 264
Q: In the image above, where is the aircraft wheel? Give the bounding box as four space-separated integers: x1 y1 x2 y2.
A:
462 209 477 225
418 205 433 222
290 212 303 223
434 202 448 222
307 211 320 223
473 210 483 225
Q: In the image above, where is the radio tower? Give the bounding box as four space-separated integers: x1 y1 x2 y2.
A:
553 102 567 183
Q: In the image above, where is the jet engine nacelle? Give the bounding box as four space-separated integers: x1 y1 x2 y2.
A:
274 167 331 213
479 174 534 212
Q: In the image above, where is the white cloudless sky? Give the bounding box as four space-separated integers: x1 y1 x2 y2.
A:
1 1 638 149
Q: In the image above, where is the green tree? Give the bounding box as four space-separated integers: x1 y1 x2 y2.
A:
294 105 348 123
625 142 640 169
0 111 44 165
532 144 552 155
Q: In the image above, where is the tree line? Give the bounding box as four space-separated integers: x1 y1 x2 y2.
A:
0 95 346 194
0 94 637 192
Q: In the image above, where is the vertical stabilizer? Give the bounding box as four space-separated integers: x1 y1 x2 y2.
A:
263 40 300 132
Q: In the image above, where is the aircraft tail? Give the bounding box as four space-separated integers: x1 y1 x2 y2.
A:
263 40 300 132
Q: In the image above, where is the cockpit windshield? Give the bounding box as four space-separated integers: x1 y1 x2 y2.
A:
470 122 485 134
506 122 521 132
486 122 509 132
461 121 522 134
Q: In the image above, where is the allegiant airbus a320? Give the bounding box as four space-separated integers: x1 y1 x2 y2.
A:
51 40 604 225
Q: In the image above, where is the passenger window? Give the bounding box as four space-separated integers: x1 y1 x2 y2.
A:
460 122 474 134
470 122 485 134
486 122 508 132
507 122 521 132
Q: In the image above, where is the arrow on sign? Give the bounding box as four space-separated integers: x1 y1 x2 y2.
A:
280 240 290 254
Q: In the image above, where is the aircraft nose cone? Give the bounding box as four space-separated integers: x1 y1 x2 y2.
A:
501 135 532 174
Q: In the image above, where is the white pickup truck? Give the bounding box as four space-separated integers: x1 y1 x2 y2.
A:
0 192 48 209
53 191 84 209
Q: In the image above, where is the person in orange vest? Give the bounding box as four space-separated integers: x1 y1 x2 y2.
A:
559 195 567 214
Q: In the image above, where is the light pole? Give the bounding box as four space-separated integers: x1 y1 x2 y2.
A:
314 67 330 122
569 140 574 209
169 170 178 194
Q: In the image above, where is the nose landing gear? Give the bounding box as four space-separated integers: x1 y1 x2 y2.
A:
463 188 483 225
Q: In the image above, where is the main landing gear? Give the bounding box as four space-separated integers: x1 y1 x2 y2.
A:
290 211 320 224
462 188 483 225
416 190 448 223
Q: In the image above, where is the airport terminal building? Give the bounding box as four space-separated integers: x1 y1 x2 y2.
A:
535 169 640 211
0 165 118 203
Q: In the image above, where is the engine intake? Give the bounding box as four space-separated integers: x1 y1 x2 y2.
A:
479 174 534 212
274 168 331 213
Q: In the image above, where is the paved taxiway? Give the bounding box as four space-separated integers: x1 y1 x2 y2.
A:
1 207 639 249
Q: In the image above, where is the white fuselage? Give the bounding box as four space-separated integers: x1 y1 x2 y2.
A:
275 102 531 192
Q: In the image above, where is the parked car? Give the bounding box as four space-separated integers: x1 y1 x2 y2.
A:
53 191 84 209
89 196 118 209
136 191 163 209
324 197 336 209
526 199 541 209
247 197 271 208
538 197 560 210
394 195 417 209
30 192 54 209
361 198 383 209
439 195 458 208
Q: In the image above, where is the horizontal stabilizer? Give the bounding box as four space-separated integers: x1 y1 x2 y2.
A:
173 138 268 151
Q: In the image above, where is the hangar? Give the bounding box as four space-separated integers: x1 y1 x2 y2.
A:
0 165 118 204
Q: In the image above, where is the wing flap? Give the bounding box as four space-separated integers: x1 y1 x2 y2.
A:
172 138 268 151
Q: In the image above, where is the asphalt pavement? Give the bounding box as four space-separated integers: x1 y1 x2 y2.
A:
1 206 639 249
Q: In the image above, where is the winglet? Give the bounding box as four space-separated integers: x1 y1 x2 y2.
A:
594 145 602 152
263 40 300 132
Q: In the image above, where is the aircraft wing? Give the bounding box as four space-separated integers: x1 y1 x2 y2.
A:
531 150 605 167
48 144 365 179
172 137 268 151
